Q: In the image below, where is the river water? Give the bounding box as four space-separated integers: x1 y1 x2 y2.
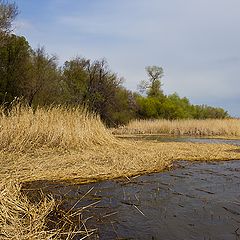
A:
24 138 240 240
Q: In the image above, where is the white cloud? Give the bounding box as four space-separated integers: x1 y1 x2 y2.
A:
14 19 33 32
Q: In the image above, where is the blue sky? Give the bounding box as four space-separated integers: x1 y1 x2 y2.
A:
14 0 240 116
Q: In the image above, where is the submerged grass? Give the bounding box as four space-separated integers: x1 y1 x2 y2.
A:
0 180 57 240
1 105 240 239
0 181 96 239
113 118 240 137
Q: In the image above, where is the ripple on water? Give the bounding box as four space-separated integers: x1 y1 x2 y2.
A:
23 159 240 240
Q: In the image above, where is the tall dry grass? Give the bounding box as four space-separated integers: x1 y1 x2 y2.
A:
0 181 58 240
0 104 116 153
113 119 240 137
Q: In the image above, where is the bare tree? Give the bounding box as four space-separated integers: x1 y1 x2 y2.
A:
0 0 18 46
138 65 164 98
0 0 18 33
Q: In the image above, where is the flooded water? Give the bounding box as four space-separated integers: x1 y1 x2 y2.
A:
120 135 240 146
23 137 240 240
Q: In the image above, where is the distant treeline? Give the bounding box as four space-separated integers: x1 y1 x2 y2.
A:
0 1 229 126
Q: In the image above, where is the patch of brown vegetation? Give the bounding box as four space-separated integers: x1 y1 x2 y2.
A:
0 181 57 239
0 181 97 239
1 106 240 239
113 119 240 138
0 105 240 184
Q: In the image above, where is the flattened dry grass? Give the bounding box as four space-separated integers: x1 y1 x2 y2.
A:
113 118 240 138
0 105 239 183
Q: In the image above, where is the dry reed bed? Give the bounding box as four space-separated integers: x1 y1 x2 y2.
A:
0 105 239 183
1 106 240 239
0 105 116 153
113 119 240 137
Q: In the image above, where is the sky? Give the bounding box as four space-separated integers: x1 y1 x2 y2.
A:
14 0 240 117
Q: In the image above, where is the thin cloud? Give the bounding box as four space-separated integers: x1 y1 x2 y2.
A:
14 19 33 31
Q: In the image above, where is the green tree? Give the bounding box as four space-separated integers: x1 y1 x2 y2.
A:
27 47 61 106
63 57 124 125
192 105 229 119
108 87 137 125
0 34 31 103
136 96 161 119
138 65 164 98
163 93 193 119
62 57 89 104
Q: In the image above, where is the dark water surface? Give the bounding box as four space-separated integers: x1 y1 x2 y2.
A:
24 138 240 240
120 135 240 146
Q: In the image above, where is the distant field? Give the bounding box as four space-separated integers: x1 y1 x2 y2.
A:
113 119 240 138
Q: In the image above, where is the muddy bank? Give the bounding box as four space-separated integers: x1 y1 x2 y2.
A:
23 160 240 240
